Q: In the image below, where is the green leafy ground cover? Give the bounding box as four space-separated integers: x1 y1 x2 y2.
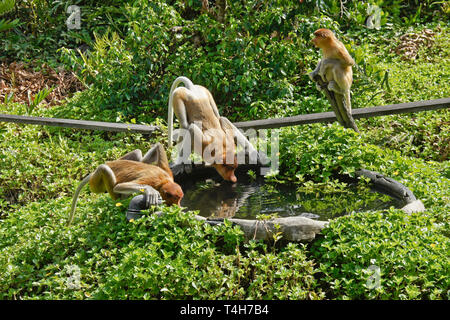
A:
0 1 448 299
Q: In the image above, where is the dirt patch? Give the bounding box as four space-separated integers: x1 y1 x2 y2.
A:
395 29 436 61
0 61 84 106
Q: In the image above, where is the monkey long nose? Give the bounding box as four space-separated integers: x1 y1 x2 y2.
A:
230 175 237 183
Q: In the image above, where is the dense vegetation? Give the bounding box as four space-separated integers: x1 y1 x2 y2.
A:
0 0 448 299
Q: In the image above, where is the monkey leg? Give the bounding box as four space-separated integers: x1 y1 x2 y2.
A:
119 143 171 173
119 149 143 161
89 164 118 200
327 80 346 95
142 143 172 174
310 62 359 132
119 144 159 163
113 182 162 208
319 58 342 82
141 143 165 163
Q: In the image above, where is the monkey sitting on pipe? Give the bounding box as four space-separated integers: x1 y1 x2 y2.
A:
309 28 359 132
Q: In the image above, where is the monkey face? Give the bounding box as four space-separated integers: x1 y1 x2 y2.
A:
213 164 238 183
312 34 325 48
312 36 319 47
312 28 333 48
160 182 184 206
213 155 238 183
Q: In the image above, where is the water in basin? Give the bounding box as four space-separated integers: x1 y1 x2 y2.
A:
179 174 403 221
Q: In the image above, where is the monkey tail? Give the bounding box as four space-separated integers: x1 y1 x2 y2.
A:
343 92 360 133
168 76 195 148
344 91 351 112
67 173 92 226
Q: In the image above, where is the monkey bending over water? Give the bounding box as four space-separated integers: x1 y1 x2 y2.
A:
168 76 266 182
67 143 183 225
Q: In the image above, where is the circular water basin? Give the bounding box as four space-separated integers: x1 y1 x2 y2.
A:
176 166 403 221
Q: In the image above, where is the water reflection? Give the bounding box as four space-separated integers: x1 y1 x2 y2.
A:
179 175 403 221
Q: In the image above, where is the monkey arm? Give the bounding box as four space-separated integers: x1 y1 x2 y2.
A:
173 122 208 166
143 143 171 174
206 89 221 119
338 47 355 66
309 60 329 91
113 182 161 208
172 90 190 130
219 117 269 165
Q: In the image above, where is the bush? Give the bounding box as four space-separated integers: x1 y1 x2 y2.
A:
276 124 377 184
311 210 449 299
1 0 448 301
0 200 324 299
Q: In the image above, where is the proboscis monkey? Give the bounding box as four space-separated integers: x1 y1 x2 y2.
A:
309 28 359 132
67 143 184 226
168 76 264 183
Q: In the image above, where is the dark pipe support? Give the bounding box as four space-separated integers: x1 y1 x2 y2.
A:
127 194 162 221
355 169 417 204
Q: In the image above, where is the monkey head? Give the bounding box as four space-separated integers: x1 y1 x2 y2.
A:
212 154 238 183
160 181 184 206
312 28 335 48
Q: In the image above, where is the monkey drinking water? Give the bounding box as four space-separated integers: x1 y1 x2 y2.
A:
168 76 267 182
67 143 184 225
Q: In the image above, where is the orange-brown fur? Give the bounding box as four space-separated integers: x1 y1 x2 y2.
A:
105 160 182 205
173 86 238 183
68 145 184 226
312 28 355 67
311 28 354 113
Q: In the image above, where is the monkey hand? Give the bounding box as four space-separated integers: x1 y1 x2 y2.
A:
308 69 320 82
171 163 193 176
315 83 324 91
143 187 162 208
